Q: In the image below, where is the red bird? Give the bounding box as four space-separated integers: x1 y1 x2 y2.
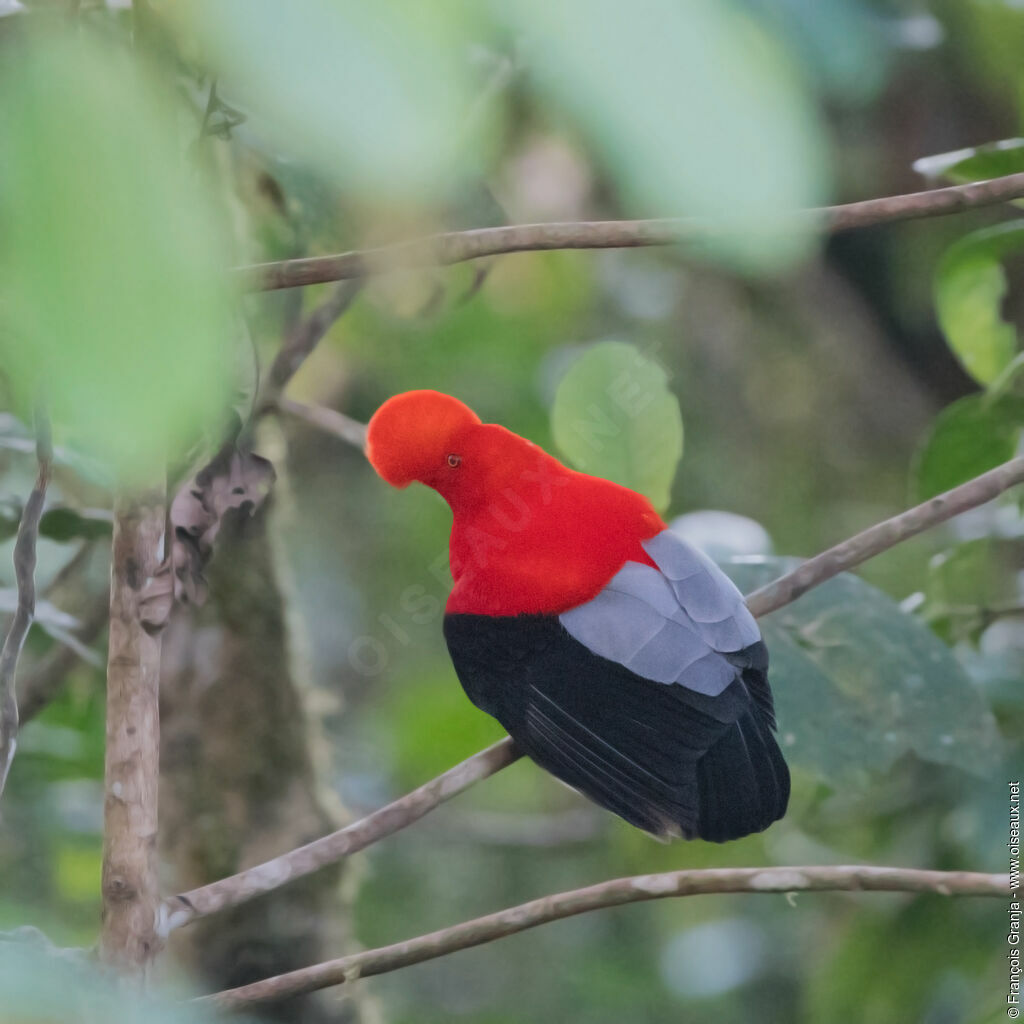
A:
366 390 789 841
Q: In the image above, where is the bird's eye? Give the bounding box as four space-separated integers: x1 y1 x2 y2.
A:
447 454 462 468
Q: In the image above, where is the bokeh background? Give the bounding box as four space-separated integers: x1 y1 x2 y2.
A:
1 1 1022 1022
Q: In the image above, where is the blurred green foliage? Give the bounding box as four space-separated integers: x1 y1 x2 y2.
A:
551 341 683 511
935 221 1024 385
0 28 235 482
915 138 1024 186
188 0 482 199
726 558 1001 785
0 940 247 1023
499 0 827 270
912 393 1024 501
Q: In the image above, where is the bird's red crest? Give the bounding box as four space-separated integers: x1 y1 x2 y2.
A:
366 390 481 488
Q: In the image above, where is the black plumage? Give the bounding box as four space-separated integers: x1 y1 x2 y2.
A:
443 613 789 842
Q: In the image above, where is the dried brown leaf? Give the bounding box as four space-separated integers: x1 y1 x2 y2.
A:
145 447 275 629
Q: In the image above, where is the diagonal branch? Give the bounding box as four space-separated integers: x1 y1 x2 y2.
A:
0 411 51 797
202 864 1007 1009
744 455 1024 616
162 452 1024 931
161 737 520 931
259 279 363 411
276 398 368 449
238 172 1024 291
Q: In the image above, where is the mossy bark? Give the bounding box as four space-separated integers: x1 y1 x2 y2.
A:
159 494 361 1023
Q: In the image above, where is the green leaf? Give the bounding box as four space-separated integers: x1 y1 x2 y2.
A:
38 507 113 543
188 0 478 200
551 341 683 512
913 138 1024 185
500 0 828 272
725 558 1001 785
0 29 236 482
926 539 996 612
920 538 1005 646
743 0 889 105
934 221 1024 385
910 393 1024 503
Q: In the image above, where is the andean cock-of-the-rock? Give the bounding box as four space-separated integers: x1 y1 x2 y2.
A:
366 390 789 842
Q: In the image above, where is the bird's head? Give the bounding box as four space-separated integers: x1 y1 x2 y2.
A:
367 390 484 491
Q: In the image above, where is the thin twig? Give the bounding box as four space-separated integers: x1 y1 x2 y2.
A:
202 864 1007 1008
238 173 1024 291
163 452 1024 931
744 456 1024 617
276 398 367 449
926 601 1024 630
198 79 219 141
460 51 517 148
0 412 51 797
260 279 363 409
161 737 521 931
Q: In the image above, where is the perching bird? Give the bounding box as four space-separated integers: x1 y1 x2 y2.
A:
366 390 789 841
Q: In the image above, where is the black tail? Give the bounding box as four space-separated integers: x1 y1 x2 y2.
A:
445 613 790 843
695 695 790 842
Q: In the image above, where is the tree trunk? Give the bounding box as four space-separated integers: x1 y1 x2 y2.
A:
100 489 165 976
159 474 362 1022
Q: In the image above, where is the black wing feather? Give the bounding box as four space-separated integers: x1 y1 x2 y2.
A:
444 613 789 842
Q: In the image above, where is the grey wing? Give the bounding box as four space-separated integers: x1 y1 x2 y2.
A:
558 528 761 695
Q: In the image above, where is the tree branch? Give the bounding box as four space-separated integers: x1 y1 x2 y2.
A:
260 279 363 409
744 455 1024 617
0 412 51 797
161 452 1024 931
238 173 1024 291
202 864 1007 1009
161 737 521 931
276 398 367 449
100 487 165 975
